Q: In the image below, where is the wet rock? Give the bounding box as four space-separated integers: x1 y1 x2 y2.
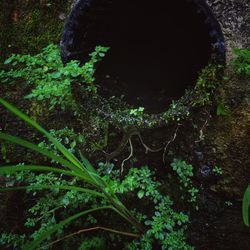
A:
205 93 250 199
200 165 212 178
199 0 250 200
207 0 250 57
194 150 204 161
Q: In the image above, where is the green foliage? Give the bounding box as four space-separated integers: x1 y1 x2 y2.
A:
78 236 106 250
225 201 233 207
212 165 223 176
38 127 86 157
216 102 227 116
0 101 192 249
129 107 145 116
171 159 198 204
0 44 109 110
196 64 221 89
0 98 143 249
191 64 222 107
231 48 250 76
142 197 191 250
163 100 190 122
243 185 250 227
0 233 26 249
103 167 192 249
0 99 193 249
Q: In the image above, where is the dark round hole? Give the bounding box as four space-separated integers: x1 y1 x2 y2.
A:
61 0 225 113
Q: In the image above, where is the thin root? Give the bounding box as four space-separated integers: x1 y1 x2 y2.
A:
163 125 180 163
195 119 209 143
137 133 163 154
121 138 133 174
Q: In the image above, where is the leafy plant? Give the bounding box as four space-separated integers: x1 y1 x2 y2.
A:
103 167 193 249
78 236 106 250
0 44 109 110
0 233 26 249
212 165 223 176
0 98 143 249
216 102 227 116
38 127 86 157
191 64 222 107
129 107 145 116
231 48 250 76
170 159 199 205
225 201 233 207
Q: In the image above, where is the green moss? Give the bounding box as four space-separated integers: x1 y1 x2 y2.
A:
0 0 71 61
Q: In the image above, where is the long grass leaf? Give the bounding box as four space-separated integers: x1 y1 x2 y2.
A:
23 206 112 250
79 151 96 173
0 133 95 184
78 151 109 189
0 99 104 187
243 185 250 226
0 185 104 197
0 98 83 169
0 165 83 178
0 132 74 170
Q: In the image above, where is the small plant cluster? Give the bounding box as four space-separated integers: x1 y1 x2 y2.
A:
103 167 192 250
129 107 145 117
231 48 250 76
38 127 86 156
191 64 222 107
170 159 199 205
212 165 223 176
0 44 109 110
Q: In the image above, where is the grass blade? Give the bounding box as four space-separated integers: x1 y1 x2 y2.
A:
0 165 82 178
79 150 96 173
0 132 74 170
0 133 95 184
243 185 250 226
23 206 112 250
79 151 107 188
0 185 105 198
0 98 83 169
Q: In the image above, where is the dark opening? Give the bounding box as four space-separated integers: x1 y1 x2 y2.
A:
61 0 225 113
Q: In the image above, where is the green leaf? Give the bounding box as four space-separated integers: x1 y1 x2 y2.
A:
78 151 106 188
51 72 61 79
216 102 226 116
23 206 112 250
4 57 13 65
243 185 250 227
137 190 145 199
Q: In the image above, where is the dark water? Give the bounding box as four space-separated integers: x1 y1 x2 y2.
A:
90 0 213 112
